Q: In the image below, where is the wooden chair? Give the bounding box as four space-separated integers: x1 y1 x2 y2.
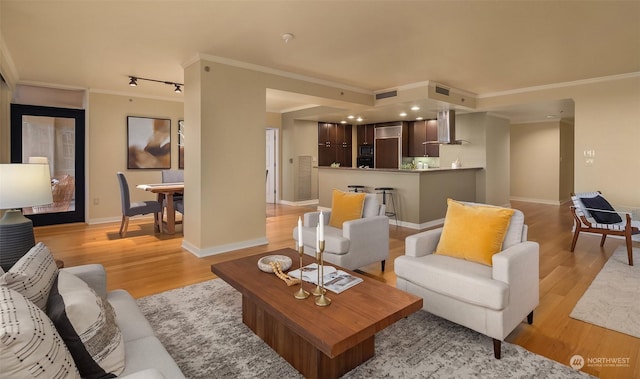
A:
570 191 639 266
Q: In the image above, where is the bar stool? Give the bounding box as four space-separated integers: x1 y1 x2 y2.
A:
347 185 365 193
375 187 398 226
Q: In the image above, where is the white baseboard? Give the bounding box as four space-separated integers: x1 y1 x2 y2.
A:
88 216 132 225
279 199 319 207
182 237 269 258
510 197 563 206
390 218 444 230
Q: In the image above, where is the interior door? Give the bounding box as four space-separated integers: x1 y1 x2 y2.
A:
375 138 399 169
265 128 277 204
10 104 85 226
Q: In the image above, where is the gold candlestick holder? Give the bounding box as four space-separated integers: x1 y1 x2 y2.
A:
294 246 310 299
315 240 331 307
311 242 325 296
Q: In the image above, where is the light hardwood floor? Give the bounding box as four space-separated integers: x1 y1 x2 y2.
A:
34 201 638 378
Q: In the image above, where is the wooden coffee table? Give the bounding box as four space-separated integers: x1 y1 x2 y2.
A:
211 248 422 379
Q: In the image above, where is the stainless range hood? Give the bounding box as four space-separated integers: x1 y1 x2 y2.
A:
425 109 461 145
437 110 458 144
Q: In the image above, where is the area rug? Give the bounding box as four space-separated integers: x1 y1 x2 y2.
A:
137 279 591 378
570 245 640 338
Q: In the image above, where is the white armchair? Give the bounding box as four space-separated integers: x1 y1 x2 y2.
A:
394 202 539 359
293 194 389 271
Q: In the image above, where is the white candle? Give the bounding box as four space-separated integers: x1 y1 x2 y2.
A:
297 217 303 248
319 211 324 242
316 225 320 252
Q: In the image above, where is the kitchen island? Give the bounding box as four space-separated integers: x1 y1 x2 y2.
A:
318 166 483 229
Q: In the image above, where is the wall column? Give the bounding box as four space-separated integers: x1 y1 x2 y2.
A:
182 59 267 256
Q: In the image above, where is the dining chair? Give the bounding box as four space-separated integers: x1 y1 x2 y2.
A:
116 172 163 237
161 170 184 228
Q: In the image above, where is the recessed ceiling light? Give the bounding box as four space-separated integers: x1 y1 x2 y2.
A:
356 117 363 122
340 120 347 124
399 112 407 117
411 106 420 111
546 114 557 118
416 117 424 120
347 115 355 119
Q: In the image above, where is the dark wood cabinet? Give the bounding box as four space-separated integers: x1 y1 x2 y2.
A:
357 124 375 146
318 122 352 167
408 120 439 157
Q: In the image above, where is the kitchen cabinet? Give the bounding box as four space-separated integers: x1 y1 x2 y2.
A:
357 124 375 146
408 120 439 157
318 122 352 167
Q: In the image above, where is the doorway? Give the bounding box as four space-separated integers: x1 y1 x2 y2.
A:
266 128 278 204
10 104 85 226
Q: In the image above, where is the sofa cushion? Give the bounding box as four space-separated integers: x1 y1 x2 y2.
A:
119 336 187 379
107 289 156 342
0 242 59 311
47 271 125 379
0 286 80 378
395 254 509 310
580 195 623 224
328 189 366 228
435 199 514 266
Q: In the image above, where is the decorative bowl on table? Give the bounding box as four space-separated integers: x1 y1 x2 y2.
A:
257 255 292 273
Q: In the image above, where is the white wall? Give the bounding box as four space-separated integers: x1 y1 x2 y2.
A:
510 121 561 204
479 74 640 208
87 92 184 223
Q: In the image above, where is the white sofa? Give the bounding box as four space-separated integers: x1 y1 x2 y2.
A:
1 245 184 379
293 193 389 271
63 264 185 378
394 203 539 359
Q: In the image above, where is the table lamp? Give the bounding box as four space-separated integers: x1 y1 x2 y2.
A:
0 163 53 271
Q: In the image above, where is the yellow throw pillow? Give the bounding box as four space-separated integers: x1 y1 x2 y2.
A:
328 190 367 228
435 199 515 266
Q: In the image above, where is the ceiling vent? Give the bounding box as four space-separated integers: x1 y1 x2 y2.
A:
435 85 450 96
375 90 398 100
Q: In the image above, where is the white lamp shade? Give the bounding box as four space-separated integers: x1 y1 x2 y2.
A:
0 164 53 209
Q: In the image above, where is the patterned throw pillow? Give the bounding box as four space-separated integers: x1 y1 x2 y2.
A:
0 242 58 311
0 286 80 378
47 271 125 379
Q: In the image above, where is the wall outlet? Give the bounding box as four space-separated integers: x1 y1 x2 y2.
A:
93 198 99 205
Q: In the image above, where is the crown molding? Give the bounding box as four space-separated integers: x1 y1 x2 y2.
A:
0 36 19 89
478 72 640 99
186 53 372 95
89 88 184 103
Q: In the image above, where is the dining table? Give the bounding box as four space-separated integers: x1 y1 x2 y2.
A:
136 182 184 234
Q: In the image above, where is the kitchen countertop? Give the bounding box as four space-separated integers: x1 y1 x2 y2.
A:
316 166 482 173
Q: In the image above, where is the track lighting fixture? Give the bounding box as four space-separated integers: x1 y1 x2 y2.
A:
128 76 183 93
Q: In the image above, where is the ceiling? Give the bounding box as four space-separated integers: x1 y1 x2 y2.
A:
2 1 639 124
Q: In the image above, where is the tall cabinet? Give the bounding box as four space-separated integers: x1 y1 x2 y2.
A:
318 122 352 167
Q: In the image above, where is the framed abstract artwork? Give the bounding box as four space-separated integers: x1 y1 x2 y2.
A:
127 116 171 169
178 119 184 169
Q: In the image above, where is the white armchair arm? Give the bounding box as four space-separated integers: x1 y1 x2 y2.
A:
404 228 443 258
492 241 540 320
343 216 389 246
340 215 389 269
